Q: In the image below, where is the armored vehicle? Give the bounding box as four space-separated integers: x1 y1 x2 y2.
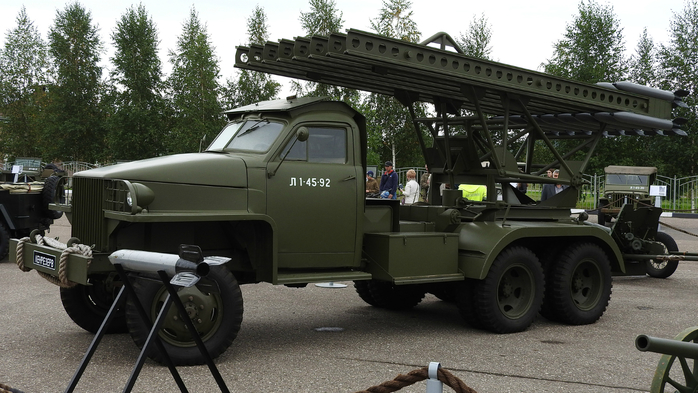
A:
598 165 658 224
11 29 691 366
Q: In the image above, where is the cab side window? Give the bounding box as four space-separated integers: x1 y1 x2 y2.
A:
282 126 347 164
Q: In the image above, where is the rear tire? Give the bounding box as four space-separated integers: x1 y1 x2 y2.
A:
455 279 485 329
646 231 679 278
353 280 376 306
357 280 425 310
473 246 544 333
545 242 612 325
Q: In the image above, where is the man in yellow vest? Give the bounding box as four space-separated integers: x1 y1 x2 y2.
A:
458 184 487 201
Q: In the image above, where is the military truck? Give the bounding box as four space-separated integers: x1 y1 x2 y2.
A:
0 159 64 260
11 29 690 366
598 165 658 225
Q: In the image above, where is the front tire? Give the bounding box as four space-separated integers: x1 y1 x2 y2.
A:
646 231 679 278
545 242 612 325
125 267 243 366
60 275 128 334
473 246 544 333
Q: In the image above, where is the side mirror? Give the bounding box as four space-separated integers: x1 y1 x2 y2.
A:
268 127 310 179
296 127 309 142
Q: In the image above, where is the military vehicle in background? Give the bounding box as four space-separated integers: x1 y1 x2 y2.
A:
11 29 691 366
0 158 64 260
598 165 658 225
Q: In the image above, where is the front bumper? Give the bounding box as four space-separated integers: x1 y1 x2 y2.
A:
10 238 111 285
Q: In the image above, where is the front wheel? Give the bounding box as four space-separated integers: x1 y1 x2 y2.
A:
545 242 612 325
126 267 243 366
60 275 128 334
646 231 679 279
473 246 544 333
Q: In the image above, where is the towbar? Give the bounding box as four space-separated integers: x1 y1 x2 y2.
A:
635 335 698 359
622 253 698 262
108 247 230 277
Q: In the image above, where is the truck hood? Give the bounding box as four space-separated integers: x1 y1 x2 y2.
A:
75 153 247 187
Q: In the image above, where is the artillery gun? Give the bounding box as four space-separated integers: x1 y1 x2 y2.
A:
636 327 698 392
10 29 695 366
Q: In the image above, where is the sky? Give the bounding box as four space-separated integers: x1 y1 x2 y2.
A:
0 0 687 96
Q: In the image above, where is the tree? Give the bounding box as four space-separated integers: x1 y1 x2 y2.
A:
0 7 50 158
165 7 224 154
628 28 658 86
365 0 425 168
457 13 493 60
290 0 359 104
542 0 629 175
106 4 166 160
655 0 698 176
44 2 105 162
221 5 280 109
543 0 627 84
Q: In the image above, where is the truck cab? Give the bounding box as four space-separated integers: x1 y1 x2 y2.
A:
598 165 658 224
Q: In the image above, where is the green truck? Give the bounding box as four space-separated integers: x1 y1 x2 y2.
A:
598 165 658 225
11 29 692 366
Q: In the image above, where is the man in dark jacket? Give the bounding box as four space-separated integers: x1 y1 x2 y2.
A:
379 161 398 199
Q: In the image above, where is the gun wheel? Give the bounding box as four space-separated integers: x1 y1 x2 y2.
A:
646 231 679 279
650 326 698 393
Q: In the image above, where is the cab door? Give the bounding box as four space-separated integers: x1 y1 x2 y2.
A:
266 124 361 269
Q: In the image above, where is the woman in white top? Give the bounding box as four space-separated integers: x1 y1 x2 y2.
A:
402 169 420 205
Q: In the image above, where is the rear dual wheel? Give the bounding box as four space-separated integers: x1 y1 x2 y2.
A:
458 246 544 334
543 243 612 325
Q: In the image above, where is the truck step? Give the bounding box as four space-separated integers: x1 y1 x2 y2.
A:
275 270 372 285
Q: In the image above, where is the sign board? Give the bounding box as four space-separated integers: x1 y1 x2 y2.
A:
11 165 23 174
650 185 667 197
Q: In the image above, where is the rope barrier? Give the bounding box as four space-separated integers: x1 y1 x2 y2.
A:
0 383 24 393
15 235 93 288
354 366 477 393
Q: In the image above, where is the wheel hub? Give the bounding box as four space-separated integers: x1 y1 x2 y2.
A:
156 287 221 345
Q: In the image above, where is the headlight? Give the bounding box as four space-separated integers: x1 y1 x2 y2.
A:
105 180 155 214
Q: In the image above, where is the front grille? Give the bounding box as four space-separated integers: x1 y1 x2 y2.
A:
72 177 107 251
606 193 635 209
104 180 130 212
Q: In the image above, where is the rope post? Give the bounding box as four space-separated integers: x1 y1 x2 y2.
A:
426 362 443 393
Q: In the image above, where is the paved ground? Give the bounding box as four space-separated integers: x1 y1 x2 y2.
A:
1 215 698 392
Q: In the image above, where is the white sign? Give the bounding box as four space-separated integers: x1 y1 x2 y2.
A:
11 165 22 174
650 185 667 197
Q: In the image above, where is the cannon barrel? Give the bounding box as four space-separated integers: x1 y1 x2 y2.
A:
108 249 229 277
635 334 698 359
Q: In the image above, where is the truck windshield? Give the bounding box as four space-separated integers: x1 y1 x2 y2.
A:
606 174 649 186
206 120 284 152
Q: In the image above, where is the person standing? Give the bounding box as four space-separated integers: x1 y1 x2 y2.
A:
402 169 420 205
420 165 430 202
366 170 379 196
379 161 398 199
